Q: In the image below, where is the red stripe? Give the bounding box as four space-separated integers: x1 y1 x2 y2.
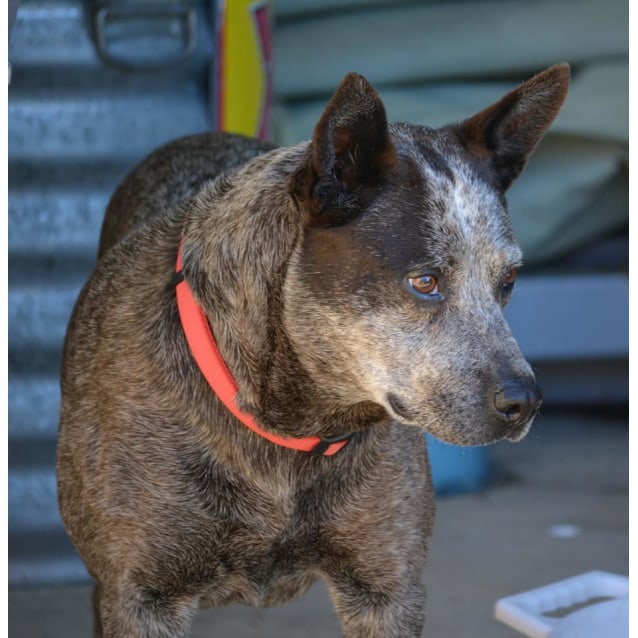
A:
252 2 273 141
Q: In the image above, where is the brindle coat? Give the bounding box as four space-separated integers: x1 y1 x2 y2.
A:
57 65 569 637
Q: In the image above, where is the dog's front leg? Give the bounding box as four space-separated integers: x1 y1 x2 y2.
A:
326 577 426 638
92 582 198 638
92 585 104 638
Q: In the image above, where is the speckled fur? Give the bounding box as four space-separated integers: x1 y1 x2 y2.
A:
58 66 569 637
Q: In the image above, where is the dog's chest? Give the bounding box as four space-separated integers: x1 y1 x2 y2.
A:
176 455 330 607
200 522 323 608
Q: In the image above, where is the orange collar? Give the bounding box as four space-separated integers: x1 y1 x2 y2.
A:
174 241 350 456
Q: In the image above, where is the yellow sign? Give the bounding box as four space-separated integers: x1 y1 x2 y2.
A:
215 0 273 140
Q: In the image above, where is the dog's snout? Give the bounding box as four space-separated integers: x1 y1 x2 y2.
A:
493 379 542 425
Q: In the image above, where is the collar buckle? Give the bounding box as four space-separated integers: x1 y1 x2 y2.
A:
310 432 353 456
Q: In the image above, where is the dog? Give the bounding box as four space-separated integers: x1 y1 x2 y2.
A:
57 64 569 637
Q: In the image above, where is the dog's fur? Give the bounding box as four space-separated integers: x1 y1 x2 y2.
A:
57 65 569 637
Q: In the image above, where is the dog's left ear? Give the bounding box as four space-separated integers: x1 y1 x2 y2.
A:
292 72 397 226
453 63 570 191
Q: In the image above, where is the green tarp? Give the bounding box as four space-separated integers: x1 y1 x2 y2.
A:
272 0 628 266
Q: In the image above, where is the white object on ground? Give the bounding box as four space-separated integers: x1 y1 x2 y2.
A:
494 570 628 638
547 524 582 539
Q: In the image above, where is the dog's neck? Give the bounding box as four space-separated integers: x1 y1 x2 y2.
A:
175 239 355 456
178 153 389 445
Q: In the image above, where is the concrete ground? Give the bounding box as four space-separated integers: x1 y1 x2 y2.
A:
9 409 628 637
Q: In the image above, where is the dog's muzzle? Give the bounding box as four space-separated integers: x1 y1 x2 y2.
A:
493 379 543 427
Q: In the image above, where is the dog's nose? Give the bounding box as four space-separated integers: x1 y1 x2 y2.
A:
493 379 543 425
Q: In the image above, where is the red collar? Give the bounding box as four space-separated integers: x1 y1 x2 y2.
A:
174 241 350 456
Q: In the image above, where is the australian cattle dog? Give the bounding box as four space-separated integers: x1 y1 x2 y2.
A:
57 64 569 637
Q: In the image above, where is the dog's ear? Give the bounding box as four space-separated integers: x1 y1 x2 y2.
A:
453 63 570 191
292 72 397 226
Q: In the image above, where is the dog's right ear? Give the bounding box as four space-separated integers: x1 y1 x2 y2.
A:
291 73 397 227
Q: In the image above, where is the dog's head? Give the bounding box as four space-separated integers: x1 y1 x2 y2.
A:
282 66 569 446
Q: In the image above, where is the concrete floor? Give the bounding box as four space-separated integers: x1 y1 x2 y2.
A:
9 409 628 637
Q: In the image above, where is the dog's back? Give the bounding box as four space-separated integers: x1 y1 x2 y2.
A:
97 133 274 258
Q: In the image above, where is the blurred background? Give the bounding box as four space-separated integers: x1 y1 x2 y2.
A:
8 1 628 636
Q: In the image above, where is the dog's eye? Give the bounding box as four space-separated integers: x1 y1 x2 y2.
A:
503 267 517 288
407 275 440 298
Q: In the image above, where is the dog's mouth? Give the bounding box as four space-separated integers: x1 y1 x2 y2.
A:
386 393 415 422
385 392 539 445
502 408 540 443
